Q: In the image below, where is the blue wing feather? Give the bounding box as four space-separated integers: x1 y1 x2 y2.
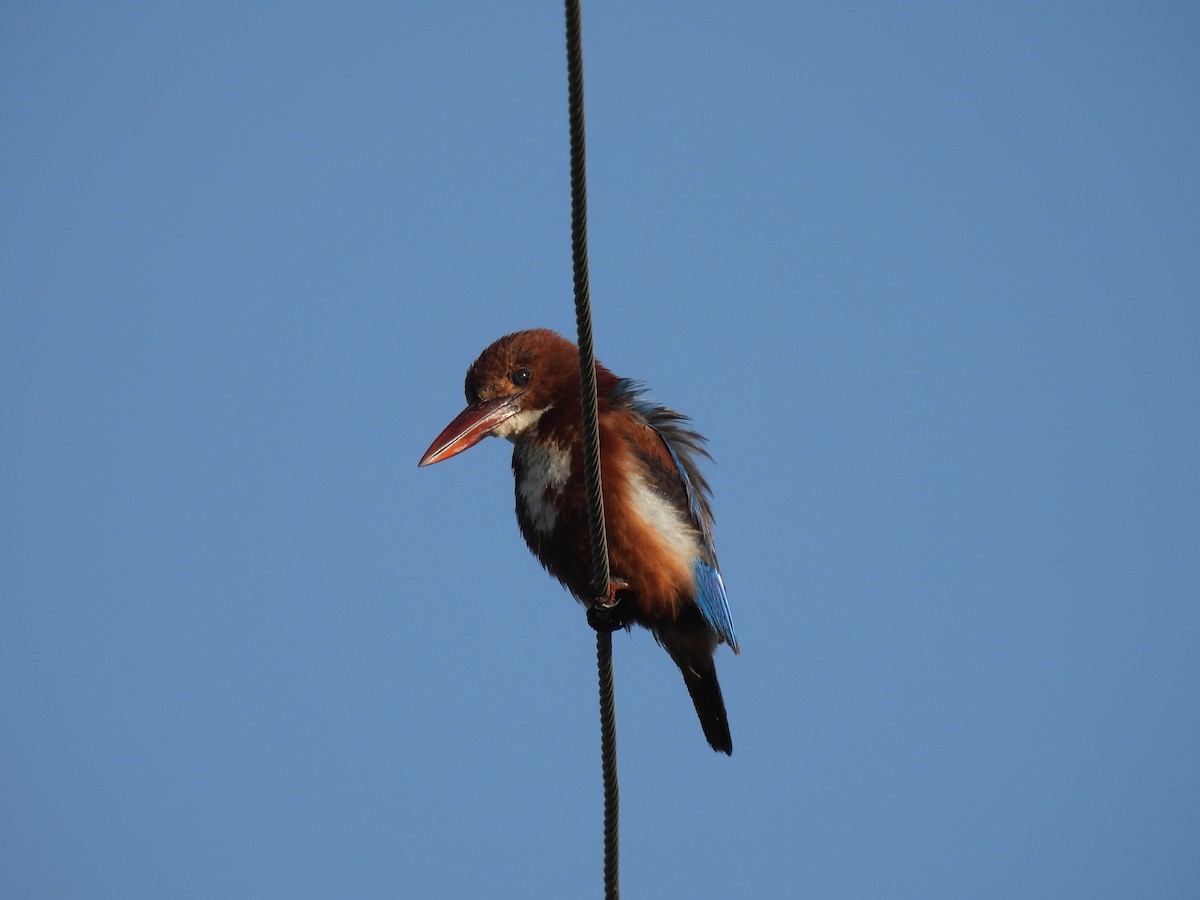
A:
692 558 738 652
612 379 740 652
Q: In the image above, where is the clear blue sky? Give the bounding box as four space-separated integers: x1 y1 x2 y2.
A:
3 3 1197 897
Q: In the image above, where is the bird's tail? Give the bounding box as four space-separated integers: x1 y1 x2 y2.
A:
680 656 733 755
654 611 734 754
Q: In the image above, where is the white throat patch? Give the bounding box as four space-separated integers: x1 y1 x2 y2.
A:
494 407 545 441
514 439 571 534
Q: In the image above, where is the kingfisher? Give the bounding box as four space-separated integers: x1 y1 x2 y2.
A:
418 329 739 754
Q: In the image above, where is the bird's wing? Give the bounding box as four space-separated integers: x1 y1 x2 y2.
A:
612 380 739 652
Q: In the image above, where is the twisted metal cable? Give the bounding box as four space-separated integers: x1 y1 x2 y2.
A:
565 2 609 596
564 1 619 897
594 624 619 900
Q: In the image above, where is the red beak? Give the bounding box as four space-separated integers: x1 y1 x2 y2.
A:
418 394 523 467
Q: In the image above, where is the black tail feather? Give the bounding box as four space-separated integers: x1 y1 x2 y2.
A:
681 660 732 755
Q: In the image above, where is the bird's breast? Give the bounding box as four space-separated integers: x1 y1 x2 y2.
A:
513 439 572 534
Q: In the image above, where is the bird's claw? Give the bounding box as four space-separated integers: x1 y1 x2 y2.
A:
587 578 632 633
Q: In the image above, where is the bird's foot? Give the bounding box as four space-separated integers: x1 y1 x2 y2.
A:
587 578 632 633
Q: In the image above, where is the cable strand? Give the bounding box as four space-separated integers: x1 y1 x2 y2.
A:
564 2 619 897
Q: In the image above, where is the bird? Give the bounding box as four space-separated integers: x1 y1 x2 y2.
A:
418 329 739 754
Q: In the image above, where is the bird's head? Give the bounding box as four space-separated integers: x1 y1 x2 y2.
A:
418 329 582 467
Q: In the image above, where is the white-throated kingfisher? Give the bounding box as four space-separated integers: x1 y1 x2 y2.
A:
418 329 739 754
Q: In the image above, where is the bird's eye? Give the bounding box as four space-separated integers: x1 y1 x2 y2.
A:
511 367 531 387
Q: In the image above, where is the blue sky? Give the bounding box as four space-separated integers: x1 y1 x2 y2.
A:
2 3 1197 897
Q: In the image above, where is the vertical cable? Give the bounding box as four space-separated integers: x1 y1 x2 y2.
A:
564 2 619 897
